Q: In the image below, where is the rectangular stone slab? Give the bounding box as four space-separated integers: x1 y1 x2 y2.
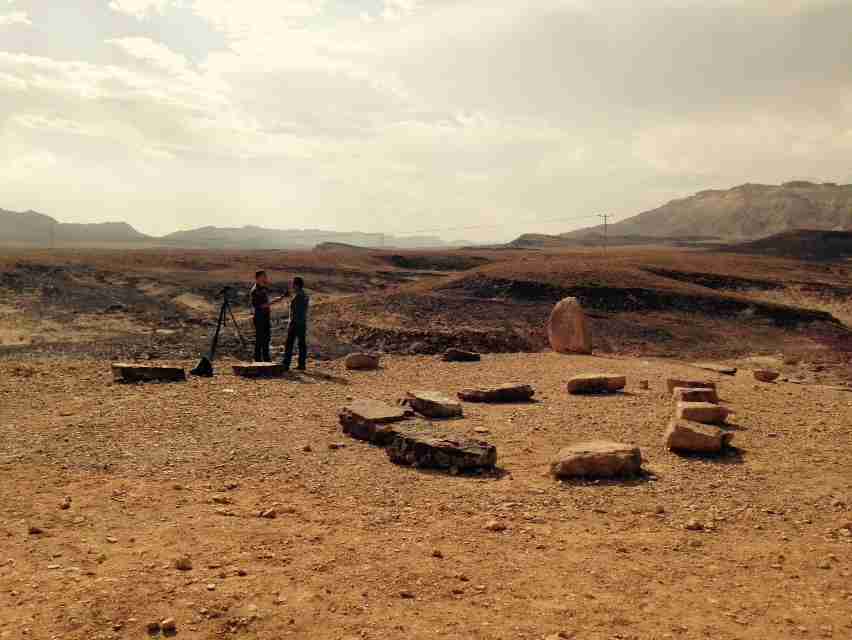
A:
442 348 481 362
675 402 731 425
458 384 535 403
112 363 186 383
566 374 626 394
339 400 412 445
671 387 719 404
664 420 733 453
551 441 642 479
232 363 288 378
386 425 496 471
403 391 463 419
666 378 718 394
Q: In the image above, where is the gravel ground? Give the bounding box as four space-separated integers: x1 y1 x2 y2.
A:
1 352 850 640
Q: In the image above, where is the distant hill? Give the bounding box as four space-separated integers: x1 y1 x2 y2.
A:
0 209 151 245
313 241 373 252
0 209 464 249
161 226 456 250
565 181 852 241
507 232 718 249
727 229 852 261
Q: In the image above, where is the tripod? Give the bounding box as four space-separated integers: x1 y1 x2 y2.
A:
191 287 248 377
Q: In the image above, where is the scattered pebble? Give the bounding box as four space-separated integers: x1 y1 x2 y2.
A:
174 556 193 571
485 520 507 532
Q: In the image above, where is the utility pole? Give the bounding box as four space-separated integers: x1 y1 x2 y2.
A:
598 213 609 254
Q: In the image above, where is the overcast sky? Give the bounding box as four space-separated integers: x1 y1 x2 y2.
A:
1 1 851 240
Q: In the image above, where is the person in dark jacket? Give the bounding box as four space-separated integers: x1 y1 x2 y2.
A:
282 276 309 371
250 270 272 362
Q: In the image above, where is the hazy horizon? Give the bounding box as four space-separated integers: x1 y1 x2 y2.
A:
2 1 851 242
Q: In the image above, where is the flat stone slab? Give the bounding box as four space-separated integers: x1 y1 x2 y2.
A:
691 362 738 376
753 369 780 383
386 425 496 471
442 348 481 362
675 401 731 425
232 363 288 378
403 391 463 419
566 374 626 394
664 420 733 453
345 353 380 371
666 378 718 394
339 400 412 445
458 383 535 403
111 363 186 384
671 387 719 404
551 441 642 479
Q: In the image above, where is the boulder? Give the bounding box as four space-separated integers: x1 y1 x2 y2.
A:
753 369 780 383
671 387 719 404
675 402 731 425
666 378 718 394
232 362 287 378
547 297 591 354
442 348 481 362
339 400 412 445
550 441 642 479
691 363 737 376
345 353 380 371
403 391 463 419
664 420 733 453
386 426 496 471
111 363 186 384
458 383 535 403
566 374 626 394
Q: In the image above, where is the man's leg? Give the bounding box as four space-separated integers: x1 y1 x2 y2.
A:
253 317 264 362
297 325 307 370
261 318 271 362
282 323 296 370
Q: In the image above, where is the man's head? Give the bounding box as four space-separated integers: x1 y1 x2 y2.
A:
293 276 304 291
255 270 269 286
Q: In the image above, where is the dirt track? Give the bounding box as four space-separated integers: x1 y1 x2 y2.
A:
2 353 850 639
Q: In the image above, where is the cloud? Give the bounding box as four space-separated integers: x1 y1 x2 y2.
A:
108 0 171 19
107 37 189 74
0 10 30 26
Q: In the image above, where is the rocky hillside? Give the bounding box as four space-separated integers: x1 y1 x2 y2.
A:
0 209 150 245
728 229 852 261
565 181 852 241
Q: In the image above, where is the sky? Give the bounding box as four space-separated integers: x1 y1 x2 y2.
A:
1 0 851 241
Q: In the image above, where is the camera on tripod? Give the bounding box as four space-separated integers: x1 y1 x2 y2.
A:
190 285 248 377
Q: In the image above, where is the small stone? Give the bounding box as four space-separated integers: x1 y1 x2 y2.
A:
685 519 704 531
174 556 193 571
28 525 43 535
754 369 780 383
106 536 118 544
302 445 312 452
400 590 416 599
146 621 161 634
328 442 345 450
345 353 380 371
260 508 277 519
206 583 216 591
160 618 176 633
431 549 444 559
485 520 507 532
639 380 649 390
60 496 72 510
817 560 831 570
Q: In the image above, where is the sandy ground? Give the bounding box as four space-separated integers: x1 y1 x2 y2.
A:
1 352 850 640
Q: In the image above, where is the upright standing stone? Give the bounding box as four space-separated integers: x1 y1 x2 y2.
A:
548 297 591 354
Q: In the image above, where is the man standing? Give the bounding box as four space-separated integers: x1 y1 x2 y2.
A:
283 276 309 371
250 270 272 362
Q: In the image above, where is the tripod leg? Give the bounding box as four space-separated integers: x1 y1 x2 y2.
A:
209 303 227 361
224 301 248 351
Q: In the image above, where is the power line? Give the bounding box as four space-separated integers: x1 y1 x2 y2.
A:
598 213 609 254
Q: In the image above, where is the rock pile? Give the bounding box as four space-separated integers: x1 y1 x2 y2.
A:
664 380 734 454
